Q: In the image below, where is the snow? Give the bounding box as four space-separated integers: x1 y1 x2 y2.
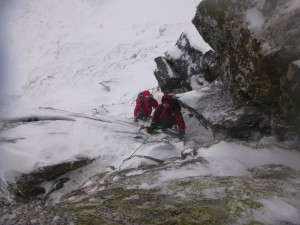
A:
161 57 179 78
166 46 183 60
158 140 300 182
1 0 203 98
285 0 300 13
246 7 265 30
177 90 207 108
253 196 300 224
126 169 145 177
121 155 161 170
0 0 299 219
185 31 211 52
190 76 210 89
293 59 300 68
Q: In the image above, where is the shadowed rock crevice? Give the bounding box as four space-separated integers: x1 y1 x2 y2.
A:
8 157 94 199
0 115 76 124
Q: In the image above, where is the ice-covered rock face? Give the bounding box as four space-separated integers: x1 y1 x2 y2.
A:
192 0 300 135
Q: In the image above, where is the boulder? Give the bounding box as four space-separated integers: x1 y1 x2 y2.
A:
154 33 221 93
153 56 186 93
192 0 300 135
10 157 94 199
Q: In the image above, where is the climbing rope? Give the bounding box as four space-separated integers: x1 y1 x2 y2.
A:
118 135 149 170
117 125 161 170
128 135 150 159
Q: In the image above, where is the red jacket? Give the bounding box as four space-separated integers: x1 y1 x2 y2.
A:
134 96 158 118
151 104 185 133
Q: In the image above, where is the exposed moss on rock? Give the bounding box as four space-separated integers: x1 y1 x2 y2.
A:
192 0 300 137
2 165 299 225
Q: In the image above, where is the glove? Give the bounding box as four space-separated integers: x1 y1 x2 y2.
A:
146 123 158 134
134 117 138 122
146 127 154 134
178 132 185 140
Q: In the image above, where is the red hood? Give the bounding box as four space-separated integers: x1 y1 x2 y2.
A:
161 94 173 102
143 90 150 97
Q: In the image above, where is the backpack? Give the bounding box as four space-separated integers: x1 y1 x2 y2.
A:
173 98 181 111
136 92 143 101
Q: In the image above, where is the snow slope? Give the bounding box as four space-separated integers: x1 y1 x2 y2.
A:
0 0 213 199
1 0 210 115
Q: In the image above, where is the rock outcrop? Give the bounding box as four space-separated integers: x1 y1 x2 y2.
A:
8 157 94 199
154 33 221 93
192 0 300 137
2 161 299 225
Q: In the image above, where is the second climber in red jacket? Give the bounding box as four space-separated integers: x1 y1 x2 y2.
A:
146 94 185 140
134 90 158 122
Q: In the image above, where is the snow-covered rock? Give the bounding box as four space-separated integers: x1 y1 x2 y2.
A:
153 33 220 93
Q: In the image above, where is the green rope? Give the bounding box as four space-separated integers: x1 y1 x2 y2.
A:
118 126 161 170
118 135 149 170
128 135 150 159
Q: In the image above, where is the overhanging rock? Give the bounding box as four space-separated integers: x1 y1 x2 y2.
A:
192 0 300 135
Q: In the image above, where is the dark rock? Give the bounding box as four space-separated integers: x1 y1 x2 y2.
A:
166 33 204 80
192 0 300 136
154 33 221 93
16 183 46 198
11 157 94 198
181 81 271 140
249 164 296 179
45 177 70 198
0 115 75 123
213 105 271 140
280 61 300 124
168 33 221 83
153 56 187 93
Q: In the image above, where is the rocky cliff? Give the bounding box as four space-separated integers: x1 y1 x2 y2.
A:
192 0 300 137
154 0 300 140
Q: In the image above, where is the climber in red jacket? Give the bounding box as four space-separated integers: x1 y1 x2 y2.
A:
147 94 185 140
134 90 158 122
